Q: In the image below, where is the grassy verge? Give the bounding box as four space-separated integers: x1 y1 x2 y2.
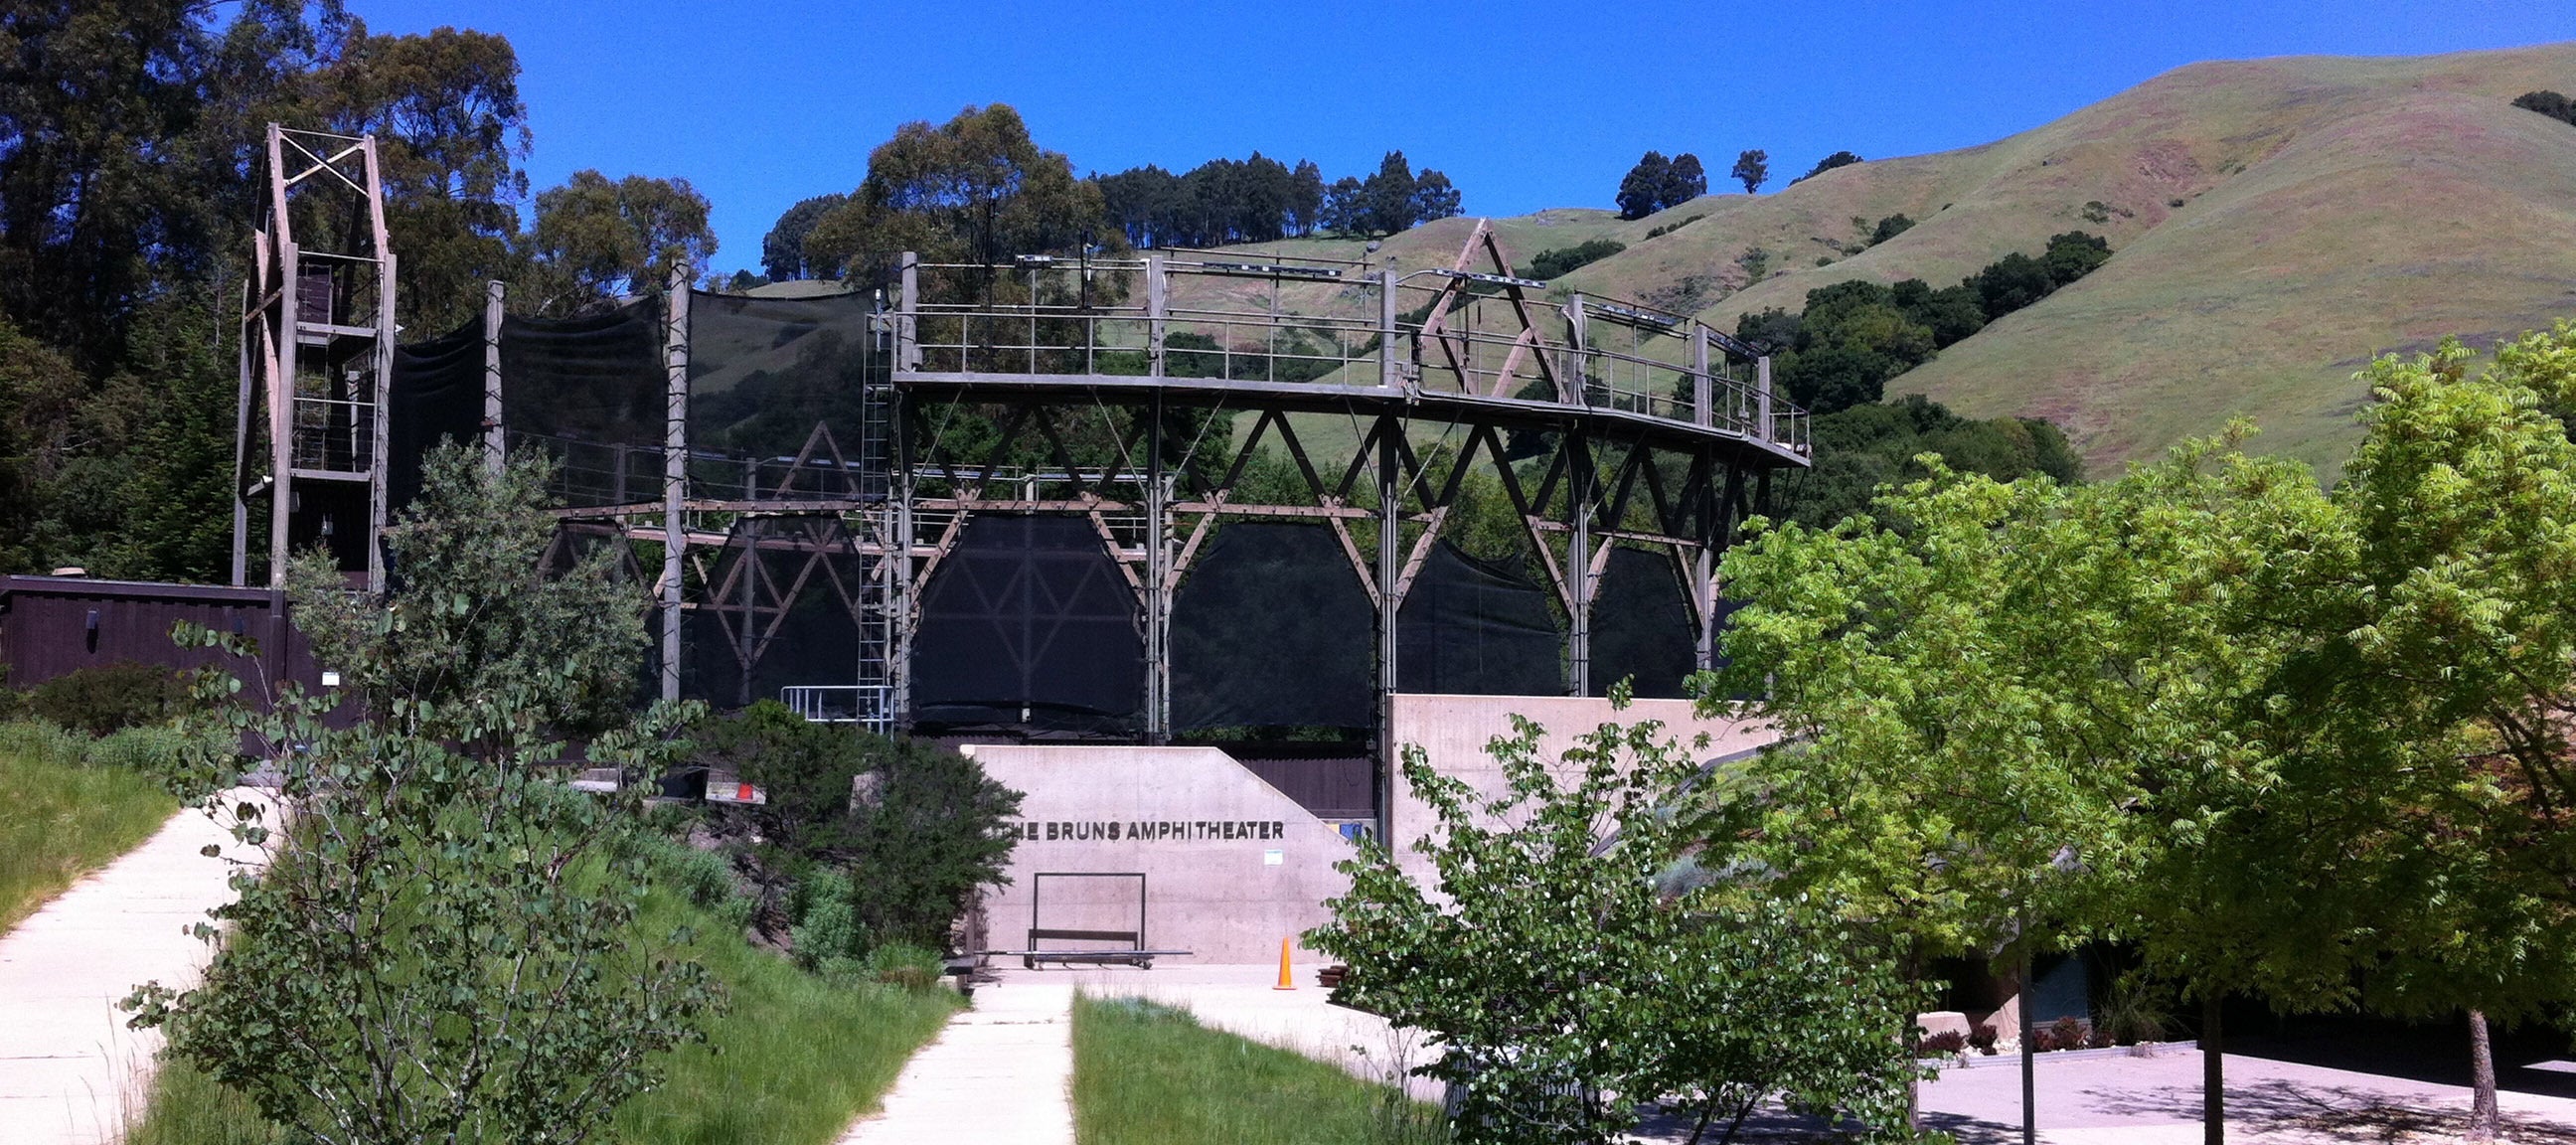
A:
0 721 181 934
122 844 960 1145
1071 994 1447 1145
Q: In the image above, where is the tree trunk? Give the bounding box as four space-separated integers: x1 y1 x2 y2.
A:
2020 934 2036 1145
2469 1009 2499 1143
2202 992 2224 1145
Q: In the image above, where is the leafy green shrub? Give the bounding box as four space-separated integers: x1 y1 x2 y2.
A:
707 703 1024 955
24 661 191 736
791 868 865 972
1867 213 1914 245
1643 213 1702 240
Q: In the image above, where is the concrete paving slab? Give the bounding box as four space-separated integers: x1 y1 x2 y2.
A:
0 797 262 1145
837 978 1075 1145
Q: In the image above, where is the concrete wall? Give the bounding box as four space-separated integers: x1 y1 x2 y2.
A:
967 744 1354 965
1385 694 1775 887
966 697 1777 966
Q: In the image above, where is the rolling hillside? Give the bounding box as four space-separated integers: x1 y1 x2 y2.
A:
1211 43 2576 475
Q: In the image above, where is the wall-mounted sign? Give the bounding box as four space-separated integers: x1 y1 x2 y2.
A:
1014 819 1289 843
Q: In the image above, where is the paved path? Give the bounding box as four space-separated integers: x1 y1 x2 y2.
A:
837 979 1076 1145
0 798 259 1145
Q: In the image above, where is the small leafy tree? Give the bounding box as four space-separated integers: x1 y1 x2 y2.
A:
126 445 717 1145
1730 149 1768 195
1309 698 1919 1145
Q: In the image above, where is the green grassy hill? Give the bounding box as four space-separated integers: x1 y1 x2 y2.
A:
1203 43 2576 475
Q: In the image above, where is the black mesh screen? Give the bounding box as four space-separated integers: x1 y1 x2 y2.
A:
1589 546 1695 699
912 514 1140 735
1172 522 1372 731
499 298 665 507
387 316 485 513
684 516 871 710
1397 541 1562 696
686 290 884 500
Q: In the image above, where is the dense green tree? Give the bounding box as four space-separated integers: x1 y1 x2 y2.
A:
1616 151 1705 219
1730 149 1768 195
803 103 1105 282
1524 239 1627 280
521 169 717 312
318 20 532 332
2040 230 2112 285
1867 214 1914 245
1967 251 2055 315
760 192 848 280
1791 150 1862 184
2511 89 2576 126
1777 395 2081 529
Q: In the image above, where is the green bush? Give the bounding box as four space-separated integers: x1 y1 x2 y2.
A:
704 703 1024 955
1523 239 1625 280
23 660 192 736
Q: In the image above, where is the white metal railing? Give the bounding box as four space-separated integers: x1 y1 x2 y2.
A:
781 684 891 733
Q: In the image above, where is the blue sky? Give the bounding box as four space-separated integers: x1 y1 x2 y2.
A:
349 0 2572 276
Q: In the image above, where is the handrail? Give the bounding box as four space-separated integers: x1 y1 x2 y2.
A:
892 252 1810 460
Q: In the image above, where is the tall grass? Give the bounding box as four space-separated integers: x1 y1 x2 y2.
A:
1071 995 1448 1145
0 720 182 934
119 835 960 1145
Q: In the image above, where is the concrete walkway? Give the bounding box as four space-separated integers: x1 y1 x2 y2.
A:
0 798 259 1145
837 978 1076 1145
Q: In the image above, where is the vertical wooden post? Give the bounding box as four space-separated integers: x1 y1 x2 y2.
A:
1378 268 1400 393
1148 254 1169 379
1144 398 1170 742
661 265 689 704
1692 326 1713 427
483 280 505 473
1756 356 1774 444
1567 432 1591 697
1374 412 1401 844
232 277 253 587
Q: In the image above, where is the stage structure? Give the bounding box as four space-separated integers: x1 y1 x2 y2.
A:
237 125 1809 835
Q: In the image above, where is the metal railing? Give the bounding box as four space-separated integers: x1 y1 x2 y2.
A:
290 396 377 472
781 684 892 733
892 252 1810 460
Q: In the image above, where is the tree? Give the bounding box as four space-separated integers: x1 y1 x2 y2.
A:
1309 701 1920 1145
1364 150 1419 236
318 20 534 333
1288 158 1326 235
1966 251 2055 315
1777 396 2080 530
1616 151 1671 220
1524 239 1626 280
127 443 717 1145
761 192 848 280
1730 149 1768 195
701 701 1024 956
2040 230 2111 285
1660 153 1707 212
803 103 1105 282
1792 150 1862 184
523 170 716 312
2512 89 2576 126
1867 214 1915 245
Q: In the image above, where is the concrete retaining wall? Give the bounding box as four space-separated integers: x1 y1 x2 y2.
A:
967 744 1353 965
965 697 1777 966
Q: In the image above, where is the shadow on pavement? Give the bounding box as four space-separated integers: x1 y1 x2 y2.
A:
2233 1013 2576 1101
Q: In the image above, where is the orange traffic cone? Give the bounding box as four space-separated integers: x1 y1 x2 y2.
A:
1274 936 1296 991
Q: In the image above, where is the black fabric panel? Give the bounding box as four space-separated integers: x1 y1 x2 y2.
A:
686 290 881 497
388 316 485 512
682 517 868 710
1396 542 1562 696
1172 522 1372 731
498 298 663 448
912 514 1141 734
1589 546 1694 699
